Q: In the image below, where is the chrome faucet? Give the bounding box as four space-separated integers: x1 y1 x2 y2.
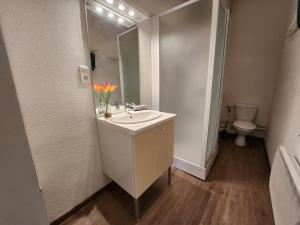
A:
125 102 135 114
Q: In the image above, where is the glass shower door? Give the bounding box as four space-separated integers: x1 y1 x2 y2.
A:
206 4 227 162
159 0 213 166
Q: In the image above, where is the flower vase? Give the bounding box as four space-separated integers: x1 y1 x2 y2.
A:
104 105 112 119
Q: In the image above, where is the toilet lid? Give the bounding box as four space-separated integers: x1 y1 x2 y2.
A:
233 120 256 130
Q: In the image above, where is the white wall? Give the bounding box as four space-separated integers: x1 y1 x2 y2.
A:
0 0 109 221
266 0 300 165
0 27 49 225
221 0 291 127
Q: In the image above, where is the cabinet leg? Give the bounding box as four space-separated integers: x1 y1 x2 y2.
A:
134 198 140 220
168 167 172 185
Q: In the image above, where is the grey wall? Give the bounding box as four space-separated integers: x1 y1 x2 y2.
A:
0 29 49 225
266 0 300 165
221 0 291 128
0 0 109 221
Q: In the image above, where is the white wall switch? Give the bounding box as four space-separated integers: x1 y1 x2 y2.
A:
79 65 91 84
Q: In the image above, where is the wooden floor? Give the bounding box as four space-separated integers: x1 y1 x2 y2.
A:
60 136 274 225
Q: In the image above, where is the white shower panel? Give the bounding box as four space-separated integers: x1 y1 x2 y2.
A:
159 0 213 166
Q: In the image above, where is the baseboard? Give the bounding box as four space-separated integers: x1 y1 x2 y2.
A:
205 149 218 178
220 121 267 139
173 156 206 180
50 182 112 225
250 129 266 139
173 151 218 181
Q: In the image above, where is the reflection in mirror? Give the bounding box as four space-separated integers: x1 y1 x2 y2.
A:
118 28 140 105
86 0 140 116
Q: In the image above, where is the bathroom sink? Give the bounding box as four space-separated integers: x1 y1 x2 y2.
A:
111 110 162 124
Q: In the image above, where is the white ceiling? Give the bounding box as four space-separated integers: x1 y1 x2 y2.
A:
126 0 190 15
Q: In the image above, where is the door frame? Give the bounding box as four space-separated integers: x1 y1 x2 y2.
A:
204 2 231 166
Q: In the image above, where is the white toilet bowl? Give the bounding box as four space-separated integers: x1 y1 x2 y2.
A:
233 120 256 147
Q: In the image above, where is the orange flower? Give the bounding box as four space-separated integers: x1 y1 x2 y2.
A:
103 85 110 93
93 82 117 94
93 83 103 93
101 82 117 93
109 85 117 92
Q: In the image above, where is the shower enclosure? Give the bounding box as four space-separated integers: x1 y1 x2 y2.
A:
157 0 229 179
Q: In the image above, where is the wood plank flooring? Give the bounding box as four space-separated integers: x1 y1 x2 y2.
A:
60 136 274 225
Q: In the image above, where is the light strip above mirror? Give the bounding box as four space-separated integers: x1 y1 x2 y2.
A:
87 0 148 28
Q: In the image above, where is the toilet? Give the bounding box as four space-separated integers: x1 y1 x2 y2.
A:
233 104 257 147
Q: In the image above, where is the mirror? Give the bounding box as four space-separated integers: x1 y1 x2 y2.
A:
86 1 140 115
118 29 140 105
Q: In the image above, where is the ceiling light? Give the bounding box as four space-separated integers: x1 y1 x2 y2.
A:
106 0 114 4
108 12 114 18
118 17 124 23
96 6 103 12
128 10 135 17
118 4 125 11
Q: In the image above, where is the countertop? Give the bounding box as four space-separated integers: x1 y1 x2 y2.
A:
97 111 176 135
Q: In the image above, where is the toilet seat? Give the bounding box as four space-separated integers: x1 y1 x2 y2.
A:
233 120 256 131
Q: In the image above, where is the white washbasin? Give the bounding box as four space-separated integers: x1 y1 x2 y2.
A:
111 110 162 124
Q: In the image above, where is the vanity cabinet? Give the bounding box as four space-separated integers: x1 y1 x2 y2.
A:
133 120 174 197
97 114 175 218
